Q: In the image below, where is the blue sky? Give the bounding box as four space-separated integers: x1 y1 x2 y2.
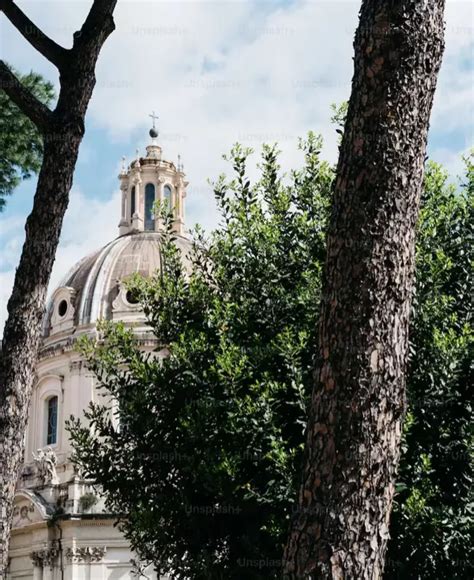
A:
0 0 473 332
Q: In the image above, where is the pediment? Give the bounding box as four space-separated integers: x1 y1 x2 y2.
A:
12 490 50 528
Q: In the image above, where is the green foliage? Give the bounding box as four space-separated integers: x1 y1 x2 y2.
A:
386 156 473 579
79 492 98 512
330 101 348 144
0 66 55 211
68 142 473 579
68 134 332 579
330 102 348 129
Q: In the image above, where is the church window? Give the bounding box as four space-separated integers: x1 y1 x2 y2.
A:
144 183 155 230
46 396 58 445
130 186 136 217
164 184 172 209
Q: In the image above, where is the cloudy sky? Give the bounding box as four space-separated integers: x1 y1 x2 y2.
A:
0 0 473 333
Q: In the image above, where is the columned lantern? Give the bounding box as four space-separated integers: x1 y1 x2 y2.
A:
118 113 188 236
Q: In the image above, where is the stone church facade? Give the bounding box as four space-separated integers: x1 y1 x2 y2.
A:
7 131 190 580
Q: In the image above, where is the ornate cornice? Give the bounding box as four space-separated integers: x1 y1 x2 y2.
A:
65 546 106 563
39 329 159 361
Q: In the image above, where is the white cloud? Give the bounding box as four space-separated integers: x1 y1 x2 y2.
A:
430 144 471 184
0 188 120 333
0 0 472 334
431 1 473 136
81 0 360 238
48 188 120 286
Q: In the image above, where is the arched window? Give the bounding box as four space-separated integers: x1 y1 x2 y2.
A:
46 396 58 445
144 183 155 230
163 184 172 209
130 185 136 218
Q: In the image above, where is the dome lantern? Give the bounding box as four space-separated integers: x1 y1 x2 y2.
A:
118 115 186 237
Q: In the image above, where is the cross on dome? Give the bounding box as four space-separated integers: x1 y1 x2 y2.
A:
149 110 159 127
149 111 159 139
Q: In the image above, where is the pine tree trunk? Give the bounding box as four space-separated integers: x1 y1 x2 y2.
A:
0 3 116 575
0 129 81 571
282 1 446 578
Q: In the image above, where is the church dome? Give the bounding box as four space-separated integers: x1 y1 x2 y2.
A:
14 126 188 580
43 231 192 339
42 129 190 343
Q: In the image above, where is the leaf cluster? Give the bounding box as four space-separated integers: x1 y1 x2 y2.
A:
68 142 473 579
68 134 332 579
386 155 473 579
0 66 55 210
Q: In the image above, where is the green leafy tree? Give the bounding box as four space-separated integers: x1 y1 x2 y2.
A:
69 135 332 579
0 68 54 211
68 143 473 579
385 157 473 579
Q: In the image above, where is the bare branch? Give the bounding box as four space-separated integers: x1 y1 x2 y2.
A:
0 61 52 132
0 0 69 69
73 0 117 54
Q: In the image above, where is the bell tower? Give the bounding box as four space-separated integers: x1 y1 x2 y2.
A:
118 114 188 236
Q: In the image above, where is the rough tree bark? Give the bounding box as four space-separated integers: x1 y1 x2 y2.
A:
283 1 446 578
0 1 116 575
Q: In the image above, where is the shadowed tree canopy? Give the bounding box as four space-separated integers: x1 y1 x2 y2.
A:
68 141 472 579
69 136 332 580
385 155 473 579
0 67 55 211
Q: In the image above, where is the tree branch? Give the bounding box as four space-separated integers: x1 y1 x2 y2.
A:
0 0 69 69
73 0 117 53
0 61 52 132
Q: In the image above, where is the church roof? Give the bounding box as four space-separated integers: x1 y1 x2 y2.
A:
42 231 192 338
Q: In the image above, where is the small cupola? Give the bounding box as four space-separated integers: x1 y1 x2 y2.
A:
118 113 188 237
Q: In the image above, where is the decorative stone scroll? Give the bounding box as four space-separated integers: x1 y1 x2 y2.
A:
65 546 106 563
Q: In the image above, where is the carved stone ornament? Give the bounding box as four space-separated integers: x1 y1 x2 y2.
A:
30 546 59 569
32 447 59 485
65 546 107 563
13 501 37 527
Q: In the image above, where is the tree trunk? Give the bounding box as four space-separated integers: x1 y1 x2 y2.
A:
0 2 116 575
282 1 446 578
0 130 81 568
